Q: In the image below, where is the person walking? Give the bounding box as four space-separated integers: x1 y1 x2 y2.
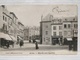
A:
19 40 24 47
35 41 39 49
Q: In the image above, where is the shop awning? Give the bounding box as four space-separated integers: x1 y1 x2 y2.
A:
0 32 12 41
9 35 17 42
18 36 23 40
67 38 72 41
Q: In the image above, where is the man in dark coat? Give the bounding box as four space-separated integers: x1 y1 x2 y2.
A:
19 40 24 47
35 41 39 49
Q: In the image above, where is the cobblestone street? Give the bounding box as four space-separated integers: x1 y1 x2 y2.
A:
0 41 77 55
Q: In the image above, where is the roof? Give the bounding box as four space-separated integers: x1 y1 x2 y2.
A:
18 21 24 26
10 12 18 19
42 13 53 21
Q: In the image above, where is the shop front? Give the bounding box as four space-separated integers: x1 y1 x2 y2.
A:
52 36 63 45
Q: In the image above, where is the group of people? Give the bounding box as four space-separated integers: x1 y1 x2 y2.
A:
0 38 14 48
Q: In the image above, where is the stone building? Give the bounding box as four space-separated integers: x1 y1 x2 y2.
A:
0 5 24 41
0 5 11 34
40 14 52 44
17 21 24 40
51 18 63 45
63 16 78 41
40 14 78 45
24 26 29 40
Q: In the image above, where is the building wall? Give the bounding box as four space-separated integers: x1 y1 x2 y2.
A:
0 5 11 33
51 24 62 36
18 21 24 40
0 6 3 30
0 5 25 41
24 27 29 40
40 13 78 45
28 26 40 40
63 17 78 39
42 21 51 45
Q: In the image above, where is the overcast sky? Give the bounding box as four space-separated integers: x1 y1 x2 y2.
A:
6 5 77 27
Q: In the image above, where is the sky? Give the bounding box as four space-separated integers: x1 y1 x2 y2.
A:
6 5 77 27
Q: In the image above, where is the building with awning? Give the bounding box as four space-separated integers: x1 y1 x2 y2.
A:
0 32 17 42
66 38 72 41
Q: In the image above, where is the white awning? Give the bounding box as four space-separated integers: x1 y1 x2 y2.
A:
67 38 72 41
10 35 17 42
18 36 23 40
0 32 12 41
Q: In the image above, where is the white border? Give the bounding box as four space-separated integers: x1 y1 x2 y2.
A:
0 0 80 60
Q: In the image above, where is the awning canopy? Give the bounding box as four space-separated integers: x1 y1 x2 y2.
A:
0 32 17 42
0 32 12 41
10 35 17 42
17 36 23 40
67 38 72 41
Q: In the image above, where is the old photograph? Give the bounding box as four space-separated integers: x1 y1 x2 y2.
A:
0 5 78 55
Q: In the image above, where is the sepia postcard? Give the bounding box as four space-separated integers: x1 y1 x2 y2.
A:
0 4 78 55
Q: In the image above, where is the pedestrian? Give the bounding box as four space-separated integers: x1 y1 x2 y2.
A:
35 41 39 49
19 40 24 47
58 38 62 45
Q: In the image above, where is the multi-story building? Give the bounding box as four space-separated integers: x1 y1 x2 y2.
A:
0 5 11 34
9 12 18 39
51 18 63 45
24 26 29 40
28 26 40 42
0 5 25 41
63 16 78 41
18 21 24 40
40 14 78 45
40 14 53 44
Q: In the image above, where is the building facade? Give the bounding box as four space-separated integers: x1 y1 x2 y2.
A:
0 5 10 34
17 21 24 40
0 5 24 41
63 16 78 41
24 26 29 40
51 18 63 45
28 26 40 42
40 14 53 44
40 14 78 45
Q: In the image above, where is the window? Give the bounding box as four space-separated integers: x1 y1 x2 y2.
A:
68 24 71 28
53 26 56 30
59 26 62 30
53 32 56 36
74 24 78 28
59 32 62 36
46 31 48 35
3 16 4 20
5 17 7 22
64 24 67 28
